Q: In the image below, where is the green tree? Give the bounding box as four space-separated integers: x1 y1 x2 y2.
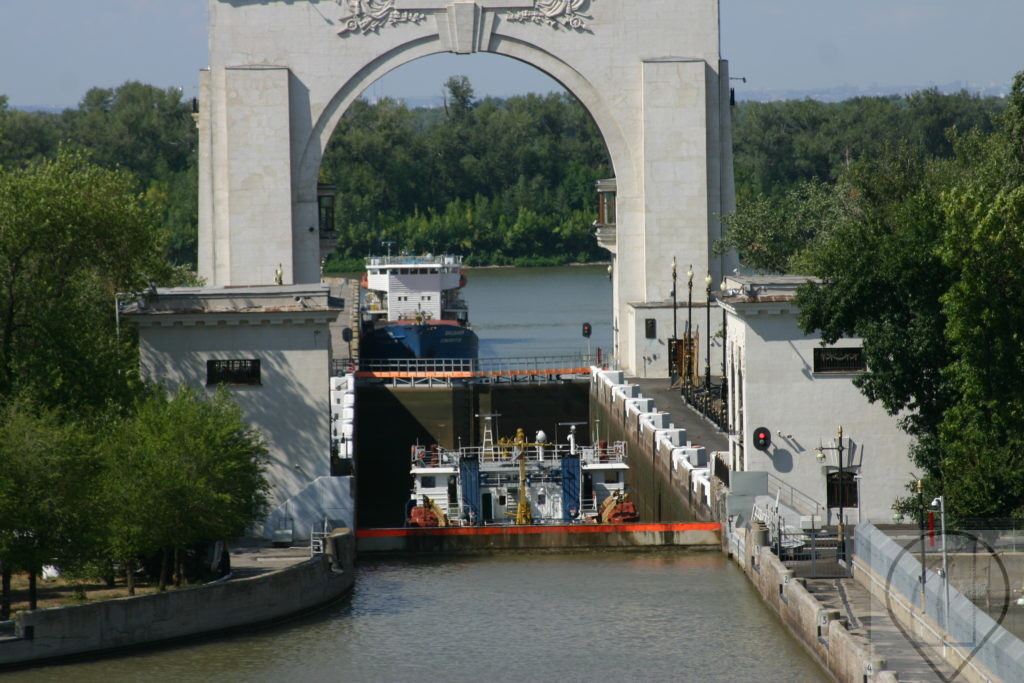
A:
933 74 1024 518
0 149 172 411
100 386 269 592
0 401 102 610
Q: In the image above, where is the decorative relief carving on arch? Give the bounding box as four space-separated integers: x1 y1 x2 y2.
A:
506 0 593 31
337 0 427 36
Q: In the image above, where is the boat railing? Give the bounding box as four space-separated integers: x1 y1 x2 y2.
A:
410 442 627 468
365 254 463 268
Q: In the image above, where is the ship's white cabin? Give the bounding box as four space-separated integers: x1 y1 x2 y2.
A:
364 255 467 325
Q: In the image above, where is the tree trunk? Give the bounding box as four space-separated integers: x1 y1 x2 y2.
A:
28 568 37 610
126 559 135 596
1 564 10 620
103 559 115 588
173 547 182 587
159 547 170 592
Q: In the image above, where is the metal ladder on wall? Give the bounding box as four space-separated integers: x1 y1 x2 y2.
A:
310 518 330 556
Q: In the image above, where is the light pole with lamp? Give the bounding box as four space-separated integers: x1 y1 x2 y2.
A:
719 279 728 401
932 495 949 632
672 257 678 342
686 266 693 386
816 425 849 563
704 273 712 390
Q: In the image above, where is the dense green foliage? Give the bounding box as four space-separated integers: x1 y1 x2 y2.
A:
0 84 199 266
731 88 1006 202
0 149 266 609
0 149 169 411
321 77 611 268
724 73 1024 521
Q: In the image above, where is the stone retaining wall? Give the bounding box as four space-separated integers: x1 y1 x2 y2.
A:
737 524 887 683
0 530 354 669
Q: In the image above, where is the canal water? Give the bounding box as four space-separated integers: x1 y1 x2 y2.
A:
461 264 614 360
17 267 825 680
21 551 827 682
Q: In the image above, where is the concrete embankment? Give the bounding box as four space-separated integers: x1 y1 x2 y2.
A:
0 530 355 669
357 522 720 553
588 369 891 682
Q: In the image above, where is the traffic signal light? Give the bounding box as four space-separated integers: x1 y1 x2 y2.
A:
582 322 592 338
753 427 772 451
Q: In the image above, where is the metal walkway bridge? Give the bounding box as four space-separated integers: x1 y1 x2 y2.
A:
332 355 608 386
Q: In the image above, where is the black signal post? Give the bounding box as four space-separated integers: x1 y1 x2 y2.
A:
816 426 848 563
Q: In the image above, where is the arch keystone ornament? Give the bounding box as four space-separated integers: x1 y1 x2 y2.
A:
199 0 737 378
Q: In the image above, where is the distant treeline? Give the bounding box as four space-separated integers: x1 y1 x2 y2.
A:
0 79 1008 270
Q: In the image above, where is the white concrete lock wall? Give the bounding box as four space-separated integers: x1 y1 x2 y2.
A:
198 0 737 377
723 299 917 523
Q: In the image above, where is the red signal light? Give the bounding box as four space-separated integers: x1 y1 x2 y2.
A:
753 427 772 451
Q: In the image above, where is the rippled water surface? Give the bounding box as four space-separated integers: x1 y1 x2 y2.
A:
461 265 614 359
21 551 826 682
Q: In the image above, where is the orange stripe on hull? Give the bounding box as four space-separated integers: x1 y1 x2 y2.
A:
357 522 720 538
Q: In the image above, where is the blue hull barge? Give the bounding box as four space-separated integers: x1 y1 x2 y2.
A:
360 254 479 360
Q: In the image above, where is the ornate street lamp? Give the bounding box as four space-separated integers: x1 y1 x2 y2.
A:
686 266 693 386
816 425 848 563
704 273 712 389
720 279 728 401
671 257 678 341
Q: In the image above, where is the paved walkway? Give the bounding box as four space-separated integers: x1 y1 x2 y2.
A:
807 578 958 682
229 540 313 579
630 377 729 453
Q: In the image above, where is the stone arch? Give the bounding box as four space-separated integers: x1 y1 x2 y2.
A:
198 0 735 378
297 38 632 208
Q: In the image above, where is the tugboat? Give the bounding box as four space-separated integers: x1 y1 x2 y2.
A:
359 254 479 360
405 420 635 526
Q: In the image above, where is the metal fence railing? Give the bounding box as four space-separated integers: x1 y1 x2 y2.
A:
680 381 728 432
331 354 608 380
775 527 850 578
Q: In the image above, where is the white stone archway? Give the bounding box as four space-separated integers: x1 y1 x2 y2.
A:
198 0 736 377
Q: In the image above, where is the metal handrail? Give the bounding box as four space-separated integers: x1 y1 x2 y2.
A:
766 473 824 518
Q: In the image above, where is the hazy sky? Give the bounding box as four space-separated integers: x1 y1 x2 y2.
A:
1 0 1022 108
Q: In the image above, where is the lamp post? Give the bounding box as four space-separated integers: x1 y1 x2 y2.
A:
704 274 712 389
720 280 728 401
932 494 949 632
816 426 848 563
672 257 678 342
686 266 693 386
